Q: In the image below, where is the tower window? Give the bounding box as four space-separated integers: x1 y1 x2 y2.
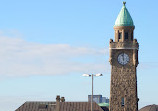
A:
125 32 128 39
119 32 122 39
131 32 133 40
121 98 124 106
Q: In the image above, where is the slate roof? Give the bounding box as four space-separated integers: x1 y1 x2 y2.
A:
15 102 56 111
139 104 158 111
15 101 104 111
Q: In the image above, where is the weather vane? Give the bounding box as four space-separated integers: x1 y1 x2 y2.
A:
123 1 126 5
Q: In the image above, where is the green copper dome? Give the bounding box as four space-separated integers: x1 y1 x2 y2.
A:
114 2 134 26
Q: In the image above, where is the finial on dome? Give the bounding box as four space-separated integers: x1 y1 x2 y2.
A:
123 1 126 6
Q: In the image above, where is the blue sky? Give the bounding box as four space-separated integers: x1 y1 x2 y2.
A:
0 0 158 110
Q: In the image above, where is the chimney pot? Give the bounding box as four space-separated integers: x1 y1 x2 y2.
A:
61 97 65 102
56 95 60 102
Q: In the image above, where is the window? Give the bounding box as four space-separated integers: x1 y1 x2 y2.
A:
131 32 133 40
125 32 128 39
119 32 122 39
121 98 124 106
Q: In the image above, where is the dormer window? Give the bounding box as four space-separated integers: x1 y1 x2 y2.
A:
38 104 48 109
125 32 128 39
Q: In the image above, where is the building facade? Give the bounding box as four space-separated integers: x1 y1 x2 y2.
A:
102 97 109 103
88 95 109 104
109 2 139 111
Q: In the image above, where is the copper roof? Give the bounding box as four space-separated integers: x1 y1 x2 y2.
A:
15 101 104 111
114 2 134 27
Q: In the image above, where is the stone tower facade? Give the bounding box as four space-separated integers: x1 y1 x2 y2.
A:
109 2 139 111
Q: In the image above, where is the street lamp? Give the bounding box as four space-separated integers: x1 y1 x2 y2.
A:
82 73 103 111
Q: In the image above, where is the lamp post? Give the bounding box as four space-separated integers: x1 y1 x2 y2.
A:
82 73 103 111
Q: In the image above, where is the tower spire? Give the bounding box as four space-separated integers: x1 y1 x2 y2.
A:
114 1 134 26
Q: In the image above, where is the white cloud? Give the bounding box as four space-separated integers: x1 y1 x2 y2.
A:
0 31 109 77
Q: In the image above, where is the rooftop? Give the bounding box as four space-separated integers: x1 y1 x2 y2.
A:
139 104 158 111
15 101 104 111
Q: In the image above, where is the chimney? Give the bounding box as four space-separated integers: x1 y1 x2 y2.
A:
60 97 65 102
56 95 60 111
56 95 60 102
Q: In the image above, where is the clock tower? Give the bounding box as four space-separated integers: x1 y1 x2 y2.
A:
109 2 139 111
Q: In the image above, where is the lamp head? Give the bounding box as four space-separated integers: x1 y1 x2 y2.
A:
95 73 103 76
82 74 91 77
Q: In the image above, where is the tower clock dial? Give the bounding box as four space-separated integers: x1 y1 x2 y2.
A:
118 53 129 65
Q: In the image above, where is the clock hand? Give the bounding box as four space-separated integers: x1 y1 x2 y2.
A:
123 53 125 64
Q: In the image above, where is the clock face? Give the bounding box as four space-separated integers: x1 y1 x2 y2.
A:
118 53 129 65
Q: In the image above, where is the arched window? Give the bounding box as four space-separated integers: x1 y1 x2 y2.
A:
131 32 133 40
119 32 122 39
